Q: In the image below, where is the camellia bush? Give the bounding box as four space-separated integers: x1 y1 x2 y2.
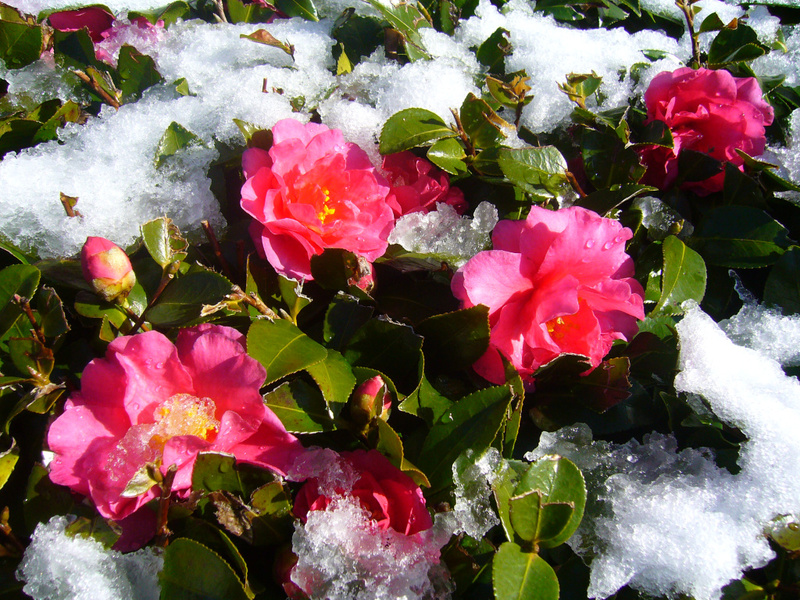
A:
1 0 800 598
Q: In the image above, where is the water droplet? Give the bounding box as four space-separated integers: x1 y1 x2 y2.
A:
614 235 624 244
603 241 615 250
155 362 165 369
144 359 153 367
585 239 595 249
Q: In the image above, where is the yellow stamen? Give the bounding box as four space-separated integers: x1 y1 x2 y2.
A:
317 188 336 223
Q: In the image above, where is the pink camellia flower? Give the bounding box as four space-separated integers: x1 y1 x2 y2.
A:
80 236 136 303
47 325 303 545
48 7 115 42
349 375 391 426
240 119 395 281
451 205 645 387
293 449 431 536
638 67 774 195
382 151 467 216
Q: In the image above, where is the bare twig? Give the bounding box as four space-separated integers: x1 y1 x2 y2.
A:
675 0 701 68
201 220 234 280
72 70 121 109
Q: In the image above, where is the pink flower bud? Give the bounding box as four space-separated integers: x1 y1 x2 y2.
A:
350 376 391 426
348 256 375 293
80 236 136 302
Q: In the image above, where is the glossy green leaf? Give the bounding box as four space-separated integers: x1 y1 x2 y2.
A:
277 275 310 320
154 121 201 167
323 293 374 350
676 149 722 184
689 206 790 268
363 0 431 60
343 317 423 393
247 318 328 385
371 418 430 487
509 490 574 544
515 455 586 548
498 146 569 197
129 1 190 26
160 538 251 600
575 184 654 216
273 0 319 21
0 18 42 69
418 384 513 495
35 286 69 339
460 93 508 149
582 127 645 188
651 236 707 316
427 137 468 175
476 27 510 74
399 369 453 427
764 247 800 315
145 270 233 327
74 291 129 327
0 264 40 340
52 28 98 70
379 108 455 155
493 542 559 600
117 45 163 102
708 24 766 66
192 452 277 496
306 349 356 417
228 0 275 22
264 379 335 433
142 217 177 268
417 305 490 371
0 438 19 490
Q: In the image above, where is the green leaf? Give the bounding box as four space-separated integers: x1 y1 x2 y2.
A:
418 384 514 495
343 317 423 393
0 18 42 69
399 369 453 427
362 0 431 60
247 318 328 385
129 2 190 26
575 184 655 216
117 45 163 102
426 137 468 175
323 293 374 351
0 438 19 490
273 0 319 21
460 93 509 149
74 291 129 327
582 127 645 188
509 491 574 544
493 542 560 600
228 0 275 22
676 149 722 184
689 206 790 268
240 29 294 57
417 305 490 372
708 24 766 66
306 349 356 417
160 538 251 600
277 275 310 321
192 452 277 496
154 121 202 167
764 247 800 315
498 146 569 198
379 108 455 155
52 28 98 71
141 216 188 269
699 12 725 33
264 378 336 433
476 27 510 74
145 270 233 327
515 455 586 548
651 236 707 316
0 264 40 340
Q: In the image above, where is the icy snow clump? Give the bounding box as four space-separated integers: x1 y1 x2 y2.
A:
17 515 163 600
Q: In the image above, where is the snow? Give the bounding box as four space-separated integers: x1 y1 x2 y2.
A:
17 515 163 600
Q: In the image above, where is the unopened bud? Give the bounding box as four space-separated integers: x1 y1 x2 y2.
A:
350 375 391 426
348 256 375 293
81 236 136 303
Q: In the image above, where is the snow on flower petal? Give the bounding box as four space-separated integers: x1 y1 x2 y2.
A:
452 205 645 387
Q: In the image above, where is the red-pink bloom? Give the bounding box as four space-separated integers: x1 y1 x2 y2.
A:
47 325 302 533
382 151 467 216
349 375 391 426
240 119 395 281
452 206 645 387
638 67 774 195
48 7 114 42
293 449 432 536
80 236 136 302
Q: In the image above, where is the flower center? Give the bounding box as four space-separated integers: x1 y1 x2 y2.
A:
317 188 336 223
546 315 572 341
106 394 220 481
